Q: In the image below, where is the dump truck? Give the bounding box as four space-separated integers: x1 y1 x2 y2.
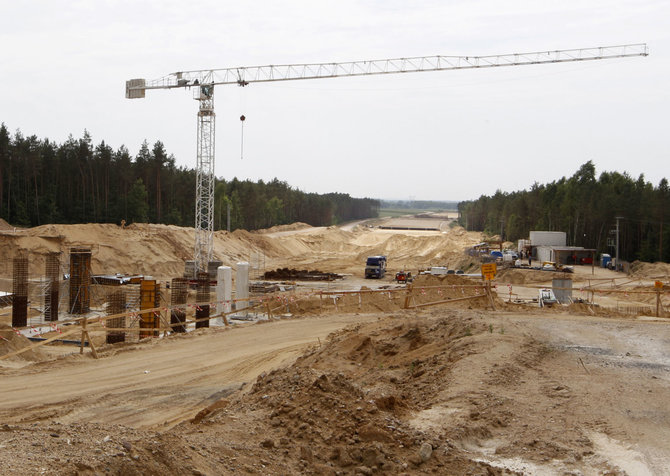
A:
365 255 387 279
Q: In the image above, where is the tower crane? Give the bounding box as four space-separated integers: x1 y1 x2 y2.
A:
126 43 648 275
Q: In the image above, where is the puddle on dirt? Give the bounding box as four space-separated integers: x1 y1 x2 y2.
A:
407 405 460 432
464 433 662 475
473 456 562 475
457 437 563 474
561 344 614 356
589 431 655 476
560 344 670 373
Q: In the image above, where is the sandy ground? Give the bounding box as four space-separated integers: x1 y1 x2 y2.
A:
1 219 669 475
0 220 482 290
1 309 669 475
0 314 378 430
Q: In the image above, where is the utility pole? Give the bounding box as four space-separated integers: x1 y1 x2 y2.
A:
615 216 623 271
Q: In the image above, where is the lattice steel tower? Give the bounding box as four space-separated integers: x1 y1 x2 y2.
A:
195 82 216 270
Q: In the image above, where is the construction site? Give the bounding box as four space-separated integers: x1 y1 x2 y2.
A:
0 29 666 475
0 214 669 475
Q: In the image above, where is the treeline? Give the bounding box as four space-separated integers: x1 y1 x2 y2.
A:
214 181 379 230
381 199 459 210
0 124 379 230
458 161 670 262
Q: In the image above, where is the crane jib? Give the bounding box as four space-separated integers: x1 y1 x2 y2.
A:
126 44 647 94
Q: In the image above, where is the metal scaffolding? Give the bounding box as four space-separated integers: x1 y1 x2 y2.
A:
195 271 210 329
69 247 91 314
44 252 61 322
106 289 126 344
170 277 188 333
12 256 28 328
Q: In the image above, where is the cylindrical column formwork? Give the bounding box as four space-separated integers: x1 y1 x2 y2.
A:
106 289 126 344
170 277 188 333
12 256 29 328
236 262 249 316
139 278 159 338
44 252 60 322
195 271 210 329
184 260 197 280
208 260 222 281
216 266 232 324
69 247 91 314
552 278 573 304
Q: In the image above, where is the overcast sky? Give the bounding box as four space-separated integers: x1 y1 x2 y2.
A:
1 1 667 201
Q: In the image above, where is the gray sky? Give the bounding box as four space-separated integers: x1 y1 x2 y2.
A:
1 1 667 201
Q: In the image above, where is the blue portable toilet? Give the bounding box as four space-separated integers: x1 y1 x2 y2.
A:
601 254 611 268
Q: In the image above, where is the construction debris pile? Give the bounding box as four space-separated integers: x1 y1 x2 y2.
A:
263 268 343 281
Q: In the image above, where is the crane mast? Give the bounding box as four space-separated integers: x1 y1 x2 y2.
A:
195 83 215 271
126 43 648 274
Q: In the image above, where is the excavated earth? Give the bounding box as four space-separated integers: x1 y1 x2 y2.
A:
1 220 669 475
1 309 670 475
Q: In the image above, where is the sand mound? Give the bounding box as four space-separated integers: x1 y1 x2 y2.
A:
0 221 484 280
190 313 500 474
496 268 574 285
275 274 493 318
409 274 494 309
0 218 15 231
257 222 311 234
629 260 670 278
0 325 45 361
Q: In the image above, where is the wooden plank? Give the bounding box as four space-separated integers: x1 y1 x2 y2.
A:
486 282 497 311
80 318 87 354
85 331 98 359
408 294 486 309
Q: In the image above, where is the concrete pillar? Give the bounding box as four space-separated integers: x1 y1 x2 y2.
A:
216 266 232 324
236 262 249 316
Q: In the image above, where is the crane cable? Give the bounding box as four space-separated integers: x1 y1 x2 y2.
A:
240 115 245 160
239 83 247 160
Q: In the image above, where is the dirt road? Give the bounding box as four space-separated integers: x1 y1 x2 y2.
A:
0 314 378 430
1 308 670 474
491 312 670 474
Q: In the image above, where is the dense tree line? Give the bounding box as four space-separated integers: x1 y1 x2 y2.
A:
213 180 379 230
458 161 670 262
380 199 459 210
0 124 379 230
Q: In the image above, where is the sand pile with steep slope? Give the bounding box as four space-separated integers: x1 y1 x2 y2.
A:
0 222 483 283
